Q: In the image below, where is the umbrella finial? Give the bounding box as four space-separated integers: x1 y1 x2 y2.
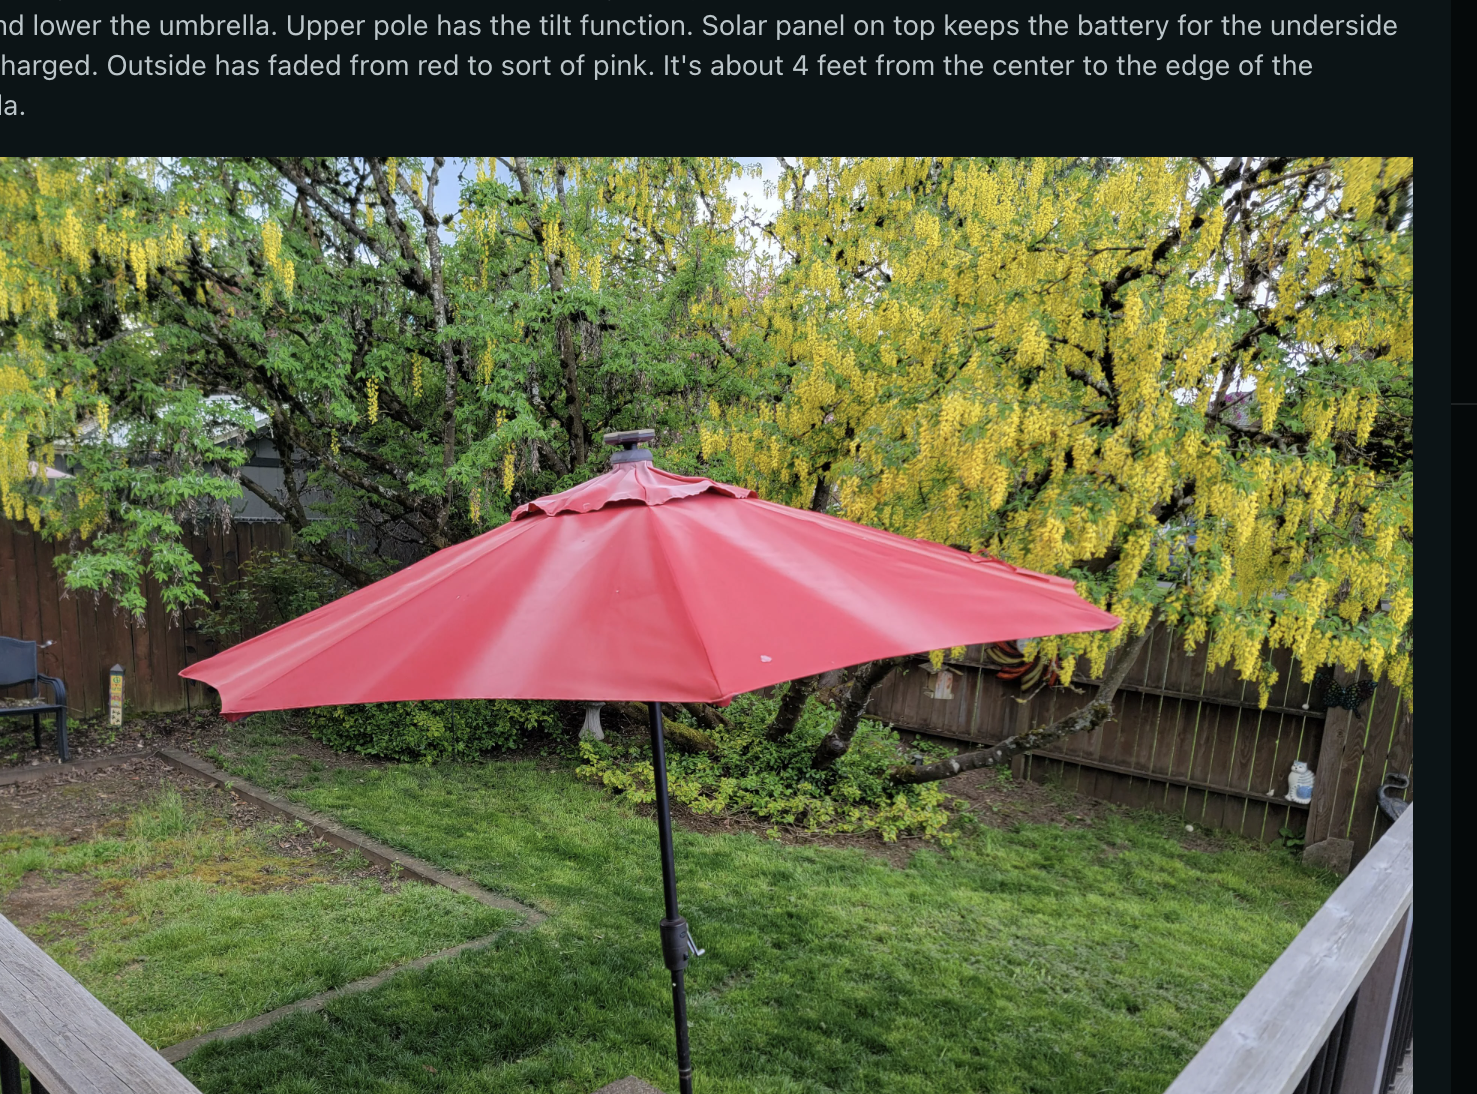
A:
604 428 655 465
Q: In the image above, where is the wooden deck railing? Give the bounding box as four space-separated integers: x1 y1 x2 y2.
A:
1 913 201 1094
1166 805 1413 1094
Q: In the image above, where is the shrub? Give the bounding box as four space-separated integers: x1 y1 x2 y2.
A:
305 699 559 763
576 689 955 842
197 550 354 647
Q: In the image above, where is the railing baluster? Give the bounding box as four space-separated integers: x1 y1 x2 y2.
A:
2 1041 22 1094
1379 929 1414 1092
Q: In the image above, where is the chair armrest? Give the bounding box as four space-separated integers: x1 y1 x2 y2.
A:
36 673 67 706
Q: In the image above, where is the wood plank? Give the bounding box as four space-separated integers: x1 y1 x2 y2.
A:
1202 790 1233 835
1187 692 1225 791
1171 643 1214 791
0 523 26 706
1374 699 1414 845
72 589 102 715
1306 697 1353 845
1349 685 1406 859
0 913 203 1093
0 521 18 641
31 531 72 714
10 522 41 645
145 556 181 711
1327 668 1374 843
1140 629 1178 792
1249 665 1304 838
55 548 91 714
964 665 988 740
1164 807 1413 1094
130 581 156 714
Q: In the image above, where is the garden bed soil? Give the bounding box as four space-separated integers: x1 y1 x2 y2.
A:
1 708 354 770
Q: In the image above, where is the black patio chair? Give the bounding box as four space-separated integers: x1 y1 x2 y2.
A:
0 637 69 761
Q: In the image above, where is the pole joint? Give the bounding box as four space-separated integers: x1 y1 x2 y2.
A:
660 915 694 972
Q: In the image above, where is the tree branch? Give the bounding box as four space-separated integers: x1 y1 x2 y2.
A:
765 675 822 741
811 658 905 768
888 622 1155 784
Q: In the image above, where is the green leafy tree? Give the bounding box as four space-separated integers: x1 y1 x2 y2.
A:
2 156 751 615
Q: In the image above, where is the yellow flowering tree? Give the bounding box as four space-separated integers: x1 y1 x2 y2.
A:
700 157 1414 778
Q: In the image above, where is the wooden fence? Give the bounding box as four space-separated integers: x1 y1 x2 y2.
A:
3 517 1414 863
870 624 1413 864
0 519 291 717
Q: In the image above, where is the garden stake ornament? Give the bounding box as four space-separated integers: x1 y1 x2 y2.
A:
181 431 1121 1094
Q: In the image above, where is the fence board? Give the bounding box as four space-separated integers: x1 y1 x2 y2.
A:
0 522 17 641
1372 705 1414 846
10 524 41 648
1347 685 1408 860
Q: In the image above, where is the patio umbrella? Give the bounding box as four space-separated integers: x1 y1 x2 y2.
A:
181 430 1120 1093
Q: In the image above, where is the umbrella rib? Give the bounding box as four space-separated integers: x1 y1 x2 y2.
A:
648 514 724 701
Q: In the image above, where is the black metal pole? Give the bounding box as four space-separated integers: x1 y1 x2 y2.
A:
648 702 695 1094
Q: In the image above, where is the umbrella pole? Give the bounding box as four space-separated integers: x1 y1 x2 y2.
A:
648 702 696 1094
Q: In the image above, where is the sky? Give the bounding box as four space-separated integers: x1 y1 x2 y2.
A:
424 156 787 235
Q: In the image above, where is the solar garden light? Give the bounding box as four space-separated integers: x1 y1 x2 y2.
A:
109 664 125 726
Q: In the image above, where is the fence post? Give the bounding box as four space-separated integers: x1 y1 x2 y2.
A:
1304 678 1357 873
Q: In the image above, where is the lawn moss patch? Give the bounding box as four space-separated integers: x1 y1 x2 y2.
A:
1 788 518 1048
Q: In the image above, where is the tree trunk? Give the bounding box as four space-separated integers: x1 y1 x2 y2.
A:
684 703 731 731
606 701 717 754
810 471 831 513
888 622 1156 785
811 658 904 768
765 675 821 741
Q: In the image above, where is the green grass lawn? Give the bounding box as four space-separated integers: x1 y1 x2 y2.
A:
1 789 518 1048
170 757 1336 1094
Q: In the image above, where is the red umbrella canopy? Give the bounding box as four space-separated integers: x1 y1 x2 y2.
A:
181 460 1120 716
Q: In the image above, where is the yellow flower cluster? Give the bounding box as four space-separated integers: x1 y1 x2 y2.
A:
479 340 494 386
261 221 294 299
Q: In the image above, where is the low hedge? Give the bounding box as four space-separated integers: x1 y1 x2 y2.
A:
304 699 560 763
